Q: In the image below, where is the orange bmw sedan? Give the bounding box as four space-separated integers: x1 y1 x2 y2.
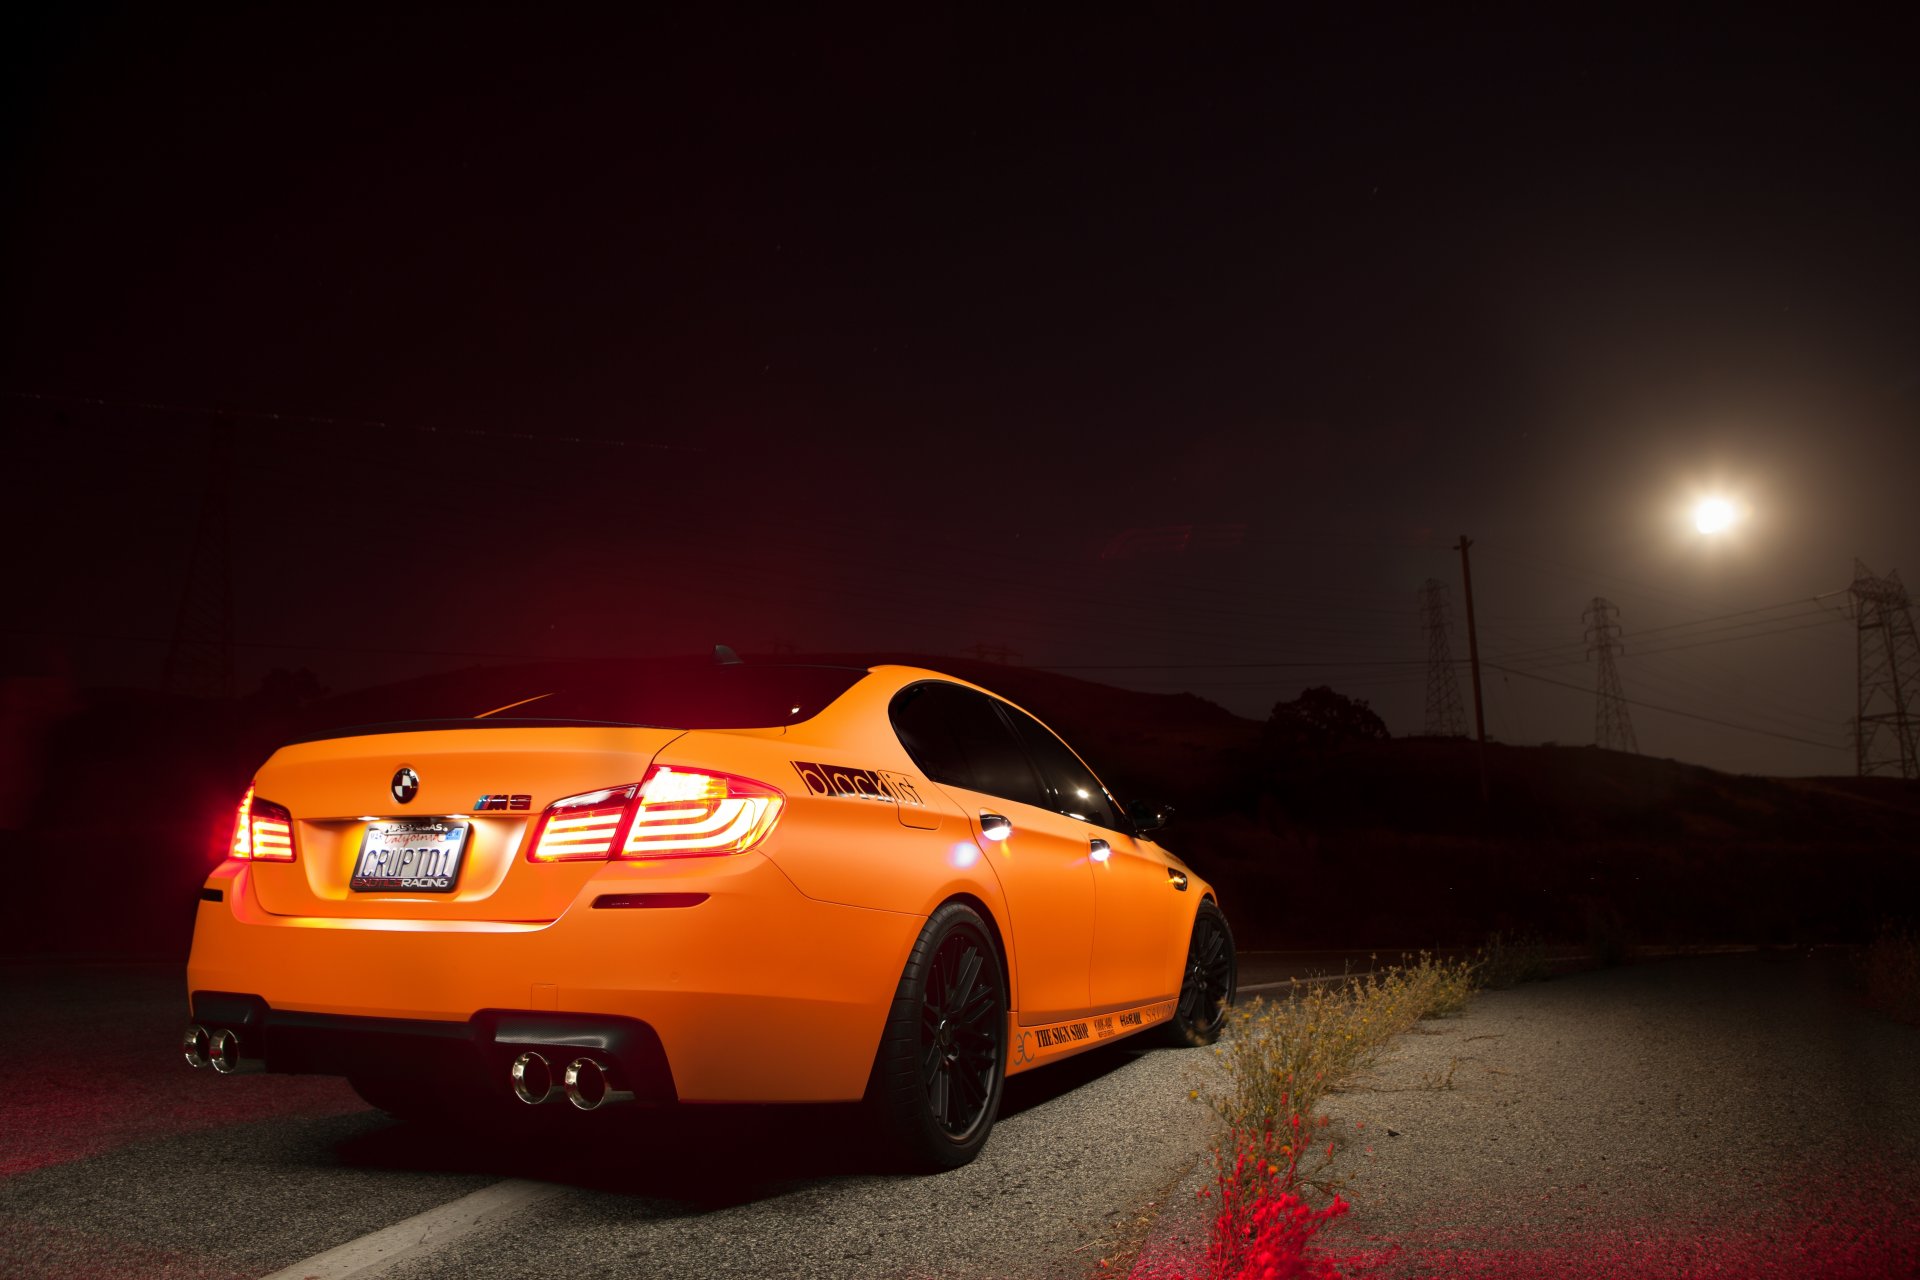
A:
183 655 1236 1168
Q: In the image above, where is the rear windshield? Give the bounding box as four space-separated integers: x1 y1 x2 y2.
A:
299 659 869 739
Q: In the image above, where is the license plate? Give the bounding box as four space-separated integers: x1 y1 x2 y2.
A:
350 820 470 893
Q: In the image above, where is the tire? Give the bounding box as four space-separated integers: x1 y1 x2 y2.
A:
1160 899 1236 1047
870 902 1008 1171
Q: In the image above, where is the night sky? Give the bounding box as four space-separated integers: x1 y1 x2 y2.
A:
5 6 1918 778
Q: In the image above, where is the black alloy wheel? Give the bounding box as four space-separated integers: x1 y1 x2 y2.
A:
871 902 1007 1170
1162 899 1236 1047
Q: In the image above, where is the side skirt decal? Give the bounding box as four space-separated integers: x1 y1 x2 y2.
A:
1005 998 1177 1074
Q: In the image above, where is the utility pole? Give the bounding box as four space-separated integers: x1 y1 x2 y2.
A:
1455 536 1488 802
1851 559 1920 779
1584 597 1639 753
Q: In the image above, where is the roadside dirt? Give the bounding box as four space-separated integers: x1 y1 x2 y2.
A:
1128 951 1920 1279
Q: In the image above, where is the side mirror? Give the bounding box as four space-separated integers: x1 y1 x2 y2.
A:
1129 800 1173 836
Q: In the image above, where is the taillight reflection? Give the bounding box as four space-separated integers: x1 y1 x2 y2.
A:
526 767 784 863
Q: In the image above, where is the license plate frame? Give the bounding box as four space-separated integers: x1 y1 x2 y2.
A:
350 819 471 893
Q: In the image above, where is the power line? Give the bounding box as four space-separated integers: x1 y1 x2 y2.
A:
1 627 578 664
1475 546 1752 618
161 420 235 700
1484 597 1845 666
2 623 1446 674
1626 658 1844 740
1494 613 1850 672
1485 663 1847 752
4 390 691 452
1035 660 1431 671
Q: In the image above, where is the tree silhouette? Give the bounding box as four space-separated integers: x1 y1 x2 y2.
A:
1264 686 1389 760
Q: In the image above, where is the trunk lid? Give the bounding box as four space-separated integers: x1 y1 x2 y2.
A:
245 725 685 921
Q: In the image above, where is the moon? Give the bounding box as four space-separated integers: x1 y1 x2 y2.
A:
1693 497 1737 534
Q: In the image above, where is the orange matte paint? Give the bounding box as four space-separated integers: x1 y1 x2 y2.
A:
186 665 1217 1102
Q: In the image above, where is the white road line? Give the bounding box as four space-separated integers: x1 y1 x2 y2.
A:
260 1178 566 1280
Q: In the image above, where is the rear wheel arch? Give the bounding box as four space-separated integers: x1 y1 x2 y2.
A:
861 889 1015 1066
868 899 1011 1169
936 891 1013 1005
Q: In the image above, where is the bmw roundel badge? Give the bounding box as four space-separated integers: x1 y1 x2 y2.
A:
391 766 420 805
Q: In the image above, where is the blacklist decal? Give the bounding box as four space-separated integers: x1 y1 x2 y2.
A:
1092 1015 1116 1040
790 761 925 806
1118 1010 1144 1028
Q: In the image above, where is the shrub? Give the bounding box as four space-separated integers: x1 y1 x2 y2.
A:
1473 931 1554 989
1163 950 1477 1279
1200 1130 1352 1280
1212 952 1476 1142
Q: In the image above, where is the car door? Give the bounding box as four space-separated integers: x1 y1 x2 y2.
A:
1000 705 1183 1011
889 681 1097 1024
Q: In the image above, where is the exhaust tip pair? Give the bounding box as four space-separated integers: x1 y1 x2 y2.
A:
511 1050 632 1111
181 1024 261 1074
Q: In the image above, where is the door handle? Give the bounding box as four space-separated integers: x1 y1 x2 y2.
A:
1089 838 1111 863
979 812 1013 842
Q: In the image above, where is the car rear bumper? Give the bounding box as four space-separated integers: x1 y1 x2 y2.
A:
186 853 923 1103
187 993 680 1104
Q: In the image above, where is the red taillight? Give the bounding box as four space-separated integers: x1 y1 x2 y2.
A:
525 767 784 863
230 784 295 862
623 766 783 858
525 785 638 862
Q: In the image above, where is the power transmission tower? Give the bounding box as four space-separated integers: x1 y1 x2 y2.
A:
1850 559 1920 779
162 418 236 700
1418 578 1466 737
1584 597 1638 753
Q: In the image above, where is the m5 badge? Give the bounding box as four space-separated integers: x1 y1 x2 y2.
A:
473 794 532 812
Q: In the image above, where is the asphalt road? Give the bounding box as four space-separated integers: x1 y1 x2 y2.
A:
1 959 1248 1280
12 951 1908 1280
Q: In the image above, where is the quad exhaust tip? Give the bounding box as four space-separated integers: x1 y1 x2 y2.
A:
510 1051 632 1110
562 1057 633 1111
183 1024 262 1074
209 1028 261 1074
182 1024 211 1069
510 1051 556 1105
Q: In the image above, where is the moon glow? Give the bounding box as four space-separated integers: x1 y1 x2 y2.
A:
1693 497 1737 534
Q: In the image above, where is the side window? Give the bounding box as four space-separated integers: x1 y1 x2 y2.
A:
1002 704 1124 829
889 682 1048 809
